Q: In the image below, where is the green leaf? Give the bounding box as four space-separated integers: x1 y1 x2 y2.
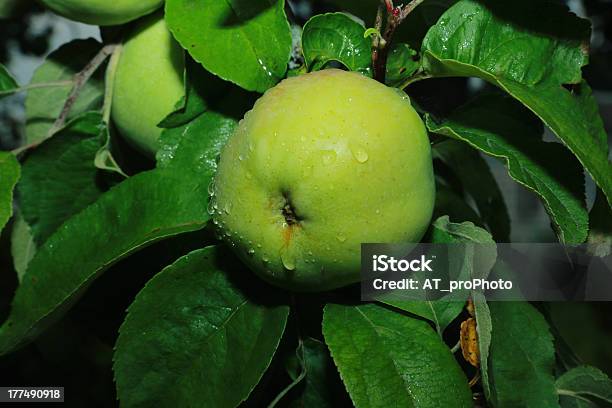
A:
0 102 235 355
302 12 372 76
383 299 464 336
0 168 210 356
158 59 231 129
0 64 18 97
113 246 289 408
323 303 472 407
10 211 36 283
427 93 588 244
0 151 20 233
25 39 105 144
432 216 496 278
286 338 337 408
421 0 612 207
472 291 492 400
488 302 558 408
157 111 237 170
431 215 494 245
433 139 510 241
556 365 612 405
383 216 495 334
165 0 292 93
385 43 420 88
18 112 106 245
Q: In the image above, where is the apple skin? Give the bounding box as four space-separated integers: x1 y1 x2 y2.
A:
111 12 184 157
211 69 435 292
39 0 162 26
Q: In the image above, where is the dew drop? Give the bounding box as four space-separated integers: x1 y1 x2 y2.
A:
207 180 215 195
206 199 216 215
238 154 244 161
336 234 347 242
350 142 369 163
246 171 253 180
280 248 296 271
247 248 255 255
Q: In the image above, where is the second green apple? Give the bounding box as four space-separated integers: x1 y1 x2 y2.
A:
112 12 184 157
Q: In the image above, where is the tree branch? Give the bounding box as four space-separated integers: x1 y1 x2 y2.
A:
46 43 117 138
372 0 427 83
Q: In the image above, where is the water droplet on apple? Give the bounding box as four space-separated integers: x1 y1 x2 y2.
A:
375 209 381 214
238 154 244 161
246 171 253 180
207 199 216 215
262 256 270 263
207 179 215 195
350 142 369 163
336 234 346 242
223 203 231 214
280 249 296 271
257 243 262 248
247 248 255 255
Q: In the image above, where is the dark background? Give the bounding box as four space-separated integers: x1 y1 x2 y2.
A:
0 0 611 406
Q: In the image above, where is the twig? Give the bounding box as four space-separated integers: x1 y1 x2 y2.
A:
373 0 427 83
399 0 427 18
450 339 461 353
0 80 73 96
46 44 117 138
371 5 385 76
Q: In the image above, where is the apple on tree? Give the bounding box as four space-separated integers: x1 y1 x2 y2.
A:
211 69 435 291
111 12 185 157
39 0 163 26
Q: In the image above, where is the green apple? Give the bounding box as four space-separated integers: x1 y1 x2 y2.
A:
210 69 435 291
40 0 162 26
111 12 184 157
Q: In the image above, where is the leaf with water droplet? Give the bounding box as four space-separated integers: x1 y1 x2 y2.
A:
165 0 292 92
302 13 372 76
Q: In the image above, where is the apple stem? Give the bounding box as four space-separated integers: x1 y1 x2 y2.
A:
373 0 427 84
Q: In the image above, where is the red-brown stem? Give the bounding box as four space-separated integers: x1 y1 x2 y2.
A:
373 0 427 83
